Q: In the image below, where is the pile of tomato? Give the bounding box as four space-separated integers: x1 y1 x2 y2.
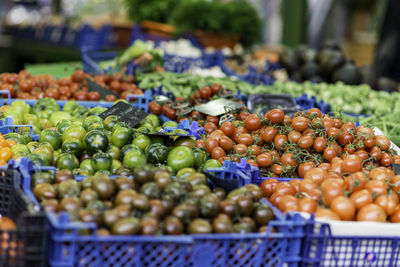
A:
0 70 143 101
150 83 400 223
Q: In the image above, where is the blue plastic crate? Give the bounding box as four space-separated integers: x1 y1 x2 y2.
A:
17 157 305 267
295 94 331 114
301 215 400 267
0 117 36 138
163 119 204 140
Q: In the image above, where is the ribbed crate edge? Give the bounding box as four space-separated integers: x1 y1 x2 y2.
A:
18 157 305 267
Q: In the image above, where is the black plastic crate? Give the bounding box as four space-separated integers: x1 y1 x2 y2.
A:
0 168 47 266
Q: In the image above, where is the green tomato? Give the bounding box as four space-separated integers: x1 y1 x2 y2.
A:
92 152 112 171
111 159 123 174
62 101 79 113
132 134 151 151
201 159 222 172
80 159 95 175
23 113 39 126
167 146 195 172
123 150 147 170
57 153 79 170
83 115 103 130
111 127 133 148
192 147 206 168
56 120 72 134
107 145 121 160
11 100 31 114
145 114 160 128
11 144 29 157
39 129 62 150
103 115 119 131
32 147 53 165
50 111 72 126
61 138 83 158
62 125 87 142
27 141 39 153
39 118 54 129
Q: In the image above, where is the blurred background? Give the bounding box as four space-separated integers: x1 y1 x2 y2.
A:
0 0 397 88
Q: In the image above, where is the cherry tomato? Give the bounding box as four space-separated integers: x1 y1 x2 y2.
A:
206 116 219 125
298 135 313 149
365 180 388 196
298 198 317 213
369 167 390 182
219 136 233 152
238 112 250 121
341 154 362 173
211 146 225 160
205 139 219 153
196 140 205 149
204 122 217 134
299 179 318 193
327 127 340 140
260 179 278 197
357 204 386 222
291 116 309 132
380 153 394 166
244 114 262 131
298 161 316 178
256 153 273 168
199 86 212 98
270 192 284 207
304 167 327 185
288 130 302 144
274 182 295 195
234 144 248 155
330 196 355 221
322 183 345 207
237 133 253 146
270 164 283 175
280 153 297 167
210 83 222 94
323 147 338 162
105 95 117 102
274 135 288 151
278 195 299 213
375 135 391 151
349 189 373 210
375 195 398 216
87 91 100 101
315 209 340 220
265 109 284 124
344 172 367 193
220 122 235 137
313 136 327 153
369 146 382 161
250 145 261 156
307 108 322 118
262 126 278 142
288 179 301 193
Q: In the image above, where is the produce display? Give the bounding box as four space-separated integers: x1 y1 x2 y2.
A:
32 168 275 235
5 16 400 266
0 70 141 101
3 98 223 177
